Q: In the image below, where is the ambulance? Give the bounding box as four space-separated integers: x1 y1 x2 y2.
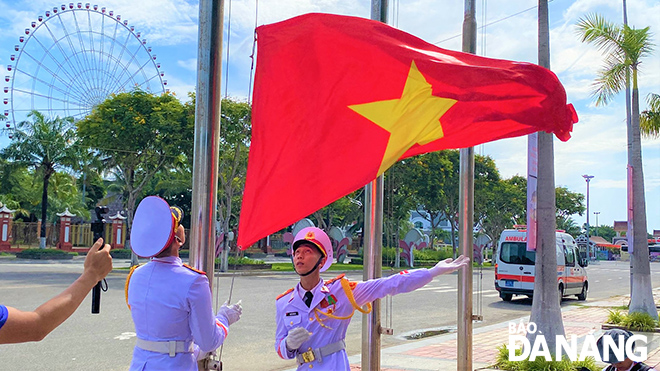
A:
494 227 589 302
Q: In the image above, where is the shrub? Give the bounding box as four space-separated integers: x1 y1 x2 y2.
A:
109 249 132 259
16 249 76 259
606 310 659 331
607 309 625 325
349 257 363 265
379 247 454 266
493 344 598 371
215 256 264 266
621 311 658 332
494 344 526 371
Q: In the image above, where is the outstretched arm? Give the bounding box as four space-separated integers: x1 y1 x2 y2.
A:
352 255 470 306
0 239 113 344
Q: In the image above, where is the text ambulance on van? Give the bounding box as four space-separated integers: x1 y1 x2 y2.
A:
494 227 589 302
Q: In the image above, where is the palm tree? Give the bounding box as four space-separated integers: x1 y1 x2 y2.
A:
641 93 660 138
1 111 78 248
577 15 657 319
527 0 565 353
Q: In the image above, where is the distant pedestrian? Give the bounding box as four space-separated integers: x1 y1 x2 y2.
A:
126 196 242 370
275 226 469 370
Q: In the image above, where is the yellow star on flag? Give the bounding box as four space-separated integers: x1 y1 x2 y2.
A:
349 61 457 175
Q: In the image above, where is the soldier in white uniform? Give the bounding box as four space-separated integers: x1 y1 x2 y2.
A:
127 196 242 371
275 227 469 370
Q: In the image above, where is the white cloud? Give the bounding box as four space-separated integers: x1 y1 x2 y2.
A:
177 58 198 72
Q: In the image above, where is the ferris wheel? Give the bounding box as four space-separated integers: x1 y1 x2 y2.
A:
3 3 167 137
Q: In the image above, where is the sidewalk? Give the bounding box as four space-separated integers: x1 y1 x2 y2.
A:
338 288 660 371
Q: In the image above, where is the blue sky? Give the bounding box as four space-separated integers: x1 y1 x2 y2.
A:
1 0 659 235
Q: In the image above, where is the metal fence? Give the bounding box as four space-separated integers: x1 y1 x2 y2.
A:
11 222 56 248
9 222 124 249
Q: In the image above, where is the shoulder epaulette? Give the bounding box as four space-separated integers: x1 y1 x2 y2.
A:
277 288 294 301
324 274 346 285
183 264 206 275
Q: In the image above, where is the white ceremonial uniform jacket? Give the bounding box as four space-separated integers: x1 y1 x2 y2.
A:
275 269 433 371
127 256 229 371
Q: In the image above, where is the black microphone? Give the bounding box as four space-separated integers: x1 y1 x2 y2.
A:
91 206 109 314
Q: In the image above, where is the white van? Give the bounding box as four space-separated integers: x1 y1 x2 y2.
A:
494 227 589 302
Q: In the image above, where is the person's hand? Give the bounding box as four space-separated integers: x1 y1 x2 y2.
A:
428 255 470 277
285 327 311 351
83 238 113 282
216 300 242 325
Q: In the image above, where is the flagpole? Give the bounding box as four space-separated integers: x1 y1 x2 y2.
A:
191 0 224 304
362 4 387 371
457 0 476 370
191 1 224 368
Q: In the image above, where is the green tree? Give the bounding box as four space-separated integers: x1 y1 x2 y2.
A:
407 150 499 253
1 111 79 248
78 170 107 211
594 225 617 242
406 151 453 250
557 217 581 237
46 172 88 220
384 160 415 252
472 154 502 241
76 147 107 210
217 98 251 236
0 160 31 218
577 14 657 319
145 165 193 228
77 90 192 257
555 186 585 222
311 192 363 232
640 93 660 138
479 175 526 243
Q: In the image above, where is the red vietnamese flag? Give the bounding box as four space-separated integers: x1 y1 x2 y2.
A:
237 13 577 249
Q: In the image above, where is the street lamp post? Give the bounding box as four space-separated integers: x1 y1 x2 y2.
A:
583 174 594 259
594 211 600 236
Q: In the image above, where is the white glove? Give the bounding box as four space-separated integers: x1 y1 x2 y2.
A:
216 300 242 326
285 327 311 351
428 255 470 277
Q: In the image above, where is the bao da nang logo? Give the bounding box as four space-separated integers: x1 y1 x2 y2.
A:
508 321 648 362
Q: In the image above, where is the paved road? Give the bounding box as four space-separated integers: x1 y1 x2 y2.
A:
0 258 657 370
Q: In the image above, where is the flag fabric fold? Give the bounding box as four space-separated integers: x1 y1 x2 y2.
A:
238 13 577 249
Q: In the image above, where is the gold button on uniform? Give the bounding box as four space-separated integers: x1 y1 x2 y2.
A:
290 321 293 325
309 318 313 321
309 365 313 369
